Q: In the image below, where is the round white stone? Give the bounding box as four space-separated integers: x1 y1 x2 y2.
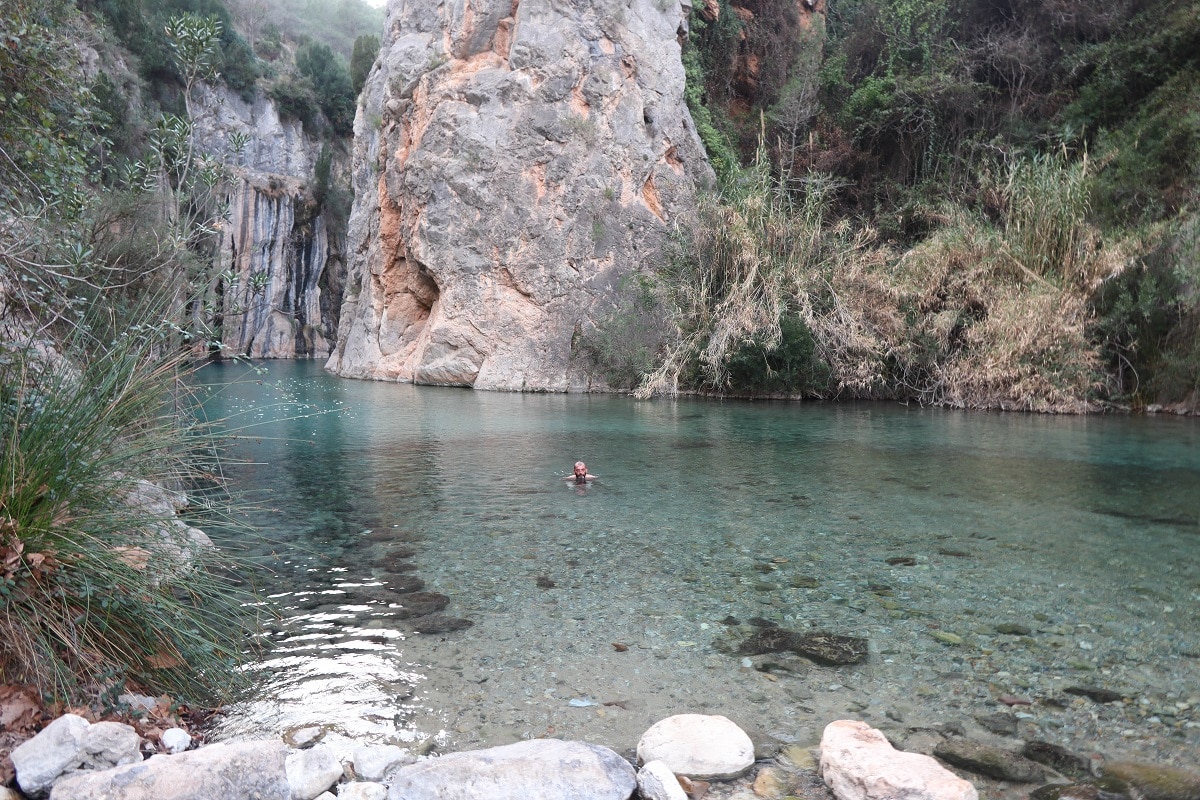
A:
636 714 755 779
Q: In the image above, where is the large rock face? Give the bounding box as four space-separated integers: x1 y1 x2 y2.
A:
193 85 345 359
327 0 712 389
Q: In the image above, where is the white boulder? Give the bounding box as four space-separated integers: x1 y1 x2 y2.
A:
636 714 755 780
48 739 290 800
81 721 142 769
386 739 636 800
286 744 344 800
351 744 414 782
819 720 978 800
11 713 91 796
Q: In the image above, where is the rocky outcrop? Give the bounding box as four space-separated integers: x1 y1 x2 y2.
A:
192 84 346 359
327 0 713 389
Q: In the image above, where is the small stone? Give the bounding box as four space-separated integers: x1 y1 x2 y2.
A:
161 728 192 754
411 615 473 634
930 631 963 646
338 783 388 800
637 760 688 800
283 725 327 749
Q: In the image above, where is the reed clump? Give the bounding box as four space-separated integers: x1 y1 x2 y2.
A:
611 150 1127 411
0 304 251 705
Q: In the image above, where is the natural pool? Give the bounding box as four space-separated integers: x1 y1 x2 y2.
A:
199 360 1199 769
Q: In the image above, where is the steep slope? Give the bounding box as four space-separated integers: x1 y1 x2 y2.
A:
328 0 713 390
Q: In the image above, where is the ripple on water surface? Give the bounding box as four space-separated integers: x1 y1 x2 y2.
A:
200 361 1200 767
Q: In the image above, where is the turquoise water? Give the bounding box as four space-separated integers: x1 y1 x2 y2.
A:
199 360 1200 766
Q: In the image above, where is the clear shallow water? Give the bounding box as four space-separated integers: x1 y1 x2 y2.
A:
199 360 1200 767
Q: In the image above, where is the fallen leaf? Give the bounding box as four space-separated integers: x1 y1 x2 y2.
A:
146 651 184 669
0 685 42 732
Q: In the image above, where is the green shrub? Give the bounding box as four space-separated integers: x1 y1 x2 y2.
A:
350 34 379 96
296 41 355 135
724 314 831 394
268 72 322 127
575 276 672 391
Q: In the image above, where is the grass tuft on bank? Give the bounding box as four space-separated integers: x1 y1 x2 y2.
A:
0 307 253 705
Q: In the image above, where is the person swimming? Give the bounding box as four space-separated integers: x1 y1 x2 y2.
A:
564 461 597 485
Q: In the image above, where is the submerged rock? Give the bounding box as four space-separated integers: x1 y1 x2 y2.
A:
1021 740 1092 779
386 739 635 800
1063 686 1125 704
819 720 977 800
933 739 1048 783
636 714 755 780
393 591 451 619
1101 762 1200 800
974 712 1018 737
738 627 868 665
793 632 869 665
410 615 473 634
1030 780 1132 800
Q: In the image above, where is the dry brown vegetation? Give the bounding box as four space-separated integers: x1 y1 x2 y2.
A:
629 151 1131 412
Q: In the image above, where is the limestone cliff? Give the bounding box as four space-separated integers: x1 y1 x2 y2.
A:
327 0 713 389
193 85 345 359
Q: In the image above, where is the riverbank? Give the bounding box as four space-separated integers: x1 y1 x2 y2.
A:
5 700 1198 800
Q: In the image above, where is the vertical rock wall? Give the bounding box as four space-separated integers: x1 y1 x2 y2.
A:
193 85 345 359
327 0 713 389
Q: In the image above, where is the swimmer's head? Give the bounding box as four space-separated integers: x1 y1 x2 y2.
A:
573 461 587 475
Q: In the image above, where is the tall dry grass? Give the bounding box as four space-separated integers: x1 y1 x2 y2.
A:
637 150 1125 411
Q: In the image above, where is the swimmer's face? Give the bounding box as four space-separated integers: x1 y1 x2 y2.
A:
574 462 587 476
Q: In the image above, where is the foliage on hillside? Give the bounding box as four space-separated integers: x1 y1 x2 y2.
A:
585 0 1199 410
